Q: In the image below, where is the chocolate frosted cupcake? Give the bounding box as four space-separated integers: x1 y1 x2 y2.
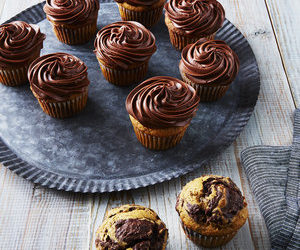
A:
95 204 168 250
0 21 45 86
179 39 239 101
176 175 248 247
94 21 156 86
115 0 165 28
44 0 99 45
28 53 90 118
126 76 199 150
164 0 225 50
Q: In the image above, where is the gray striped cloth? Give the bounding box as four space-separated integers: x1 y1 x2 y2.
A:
241 109 300 250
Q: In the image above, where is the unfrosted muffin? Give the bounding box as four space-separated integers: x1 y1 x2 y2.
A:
0 21 45 86
126 76 200 150
95 204 168 250
44 0 99 44
94 21 156 86
28 53 90 118
179 39 239 101
164 0 225 50
176 175 248 247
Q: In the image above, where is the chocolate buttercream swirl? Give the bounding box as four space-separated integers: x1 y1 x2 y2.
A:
28 53 90 102
44 0 99 25
94 21 156 69
165 0 225 36
114 0 160 7
0 21 45 67
180 39 239 85
126 76 200 129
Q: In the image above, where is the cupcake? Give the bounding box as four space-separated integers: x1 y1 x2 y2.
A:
94 21 156 86
28 53 90 118
176 175 248 248
179 39 239 101
164 0 225 50
126 76 199 150
95 204 168 250
44 0 99 45
114 0 165 28
0 21 45 86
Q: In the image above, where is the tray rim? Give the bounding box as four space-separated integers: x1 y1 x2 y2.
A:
0 0 260 193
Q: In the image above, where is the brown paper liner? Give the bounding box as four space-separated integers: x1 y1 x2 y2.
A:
117 4 164 28
181 223 237 248
96 58 149 86
0 66 29 87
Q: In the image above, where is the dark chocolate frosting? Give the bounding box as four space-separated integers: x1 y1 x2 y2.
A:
126 76 200 129
179 39 239 85
0 21 45 68
94 21 156 69
164 0 225 36
43 0 99 25
114 0 161 7
28 53 90 102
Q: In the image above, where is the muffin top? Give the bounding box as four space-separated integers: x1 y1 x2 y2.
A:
43 0 99 25
28 52 90 101
164 0 225 36
179 39 239 86
114 0 161 7
126 76 200 129
95 204 168 250
94 21 156 69
176 175 248 235
0 21 45 68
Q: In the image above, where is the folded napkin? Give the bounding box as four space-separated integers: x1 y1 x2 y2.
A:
241 109 300 250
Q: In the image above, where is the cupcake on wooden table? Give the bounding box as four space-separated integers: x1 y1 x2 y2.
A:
95 204 168 250
176 175 248 248
0 21 45 86
94 21 156 86
179 39 239 101
28 53 90 118
164 0 225 50
44 0 99 45
126 76 200 150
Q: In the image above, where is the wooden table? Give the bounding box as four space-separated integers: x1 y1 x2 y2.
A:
0 0 299 249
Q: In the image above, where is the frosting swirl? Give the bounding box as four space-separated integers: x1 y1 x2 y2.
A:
126 76 200 129
44 0 99 25
28 53 90 102
94 21 156 69
114 0 161 7
164 0 225 36
179 39 239 85
0 21 45 67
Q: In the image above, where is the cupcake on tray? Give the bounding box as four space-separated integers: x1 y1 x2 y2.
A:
0 21 45 86
28 52 90 118
126 76 200 150
94 21 156 86
95 204 168 250
176 175 248 248
164 0 225 50
44 0 99 45
179 39 239 101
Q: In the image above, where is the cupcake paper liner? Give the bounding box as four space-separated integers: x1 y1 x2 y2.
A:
0 66 29 87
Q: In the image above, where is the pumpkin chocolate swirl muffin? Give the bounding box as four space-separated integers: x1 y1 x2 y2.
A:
95 204 168 250
44 0 99 44
28 52 90 118
176 175 248 247
94 21 156 86
179 39 239 101
0 21 45 86
164 0 225 50
126 76 199 150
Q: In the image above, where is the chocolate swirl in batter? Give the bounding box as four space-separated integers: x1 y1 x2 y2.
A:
0 21 45 67
28 53 90 102
114 0 161 7
179 40 239 85
164 0 225 36
43 0 99 25
94 21 156 69
126 76 200 129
